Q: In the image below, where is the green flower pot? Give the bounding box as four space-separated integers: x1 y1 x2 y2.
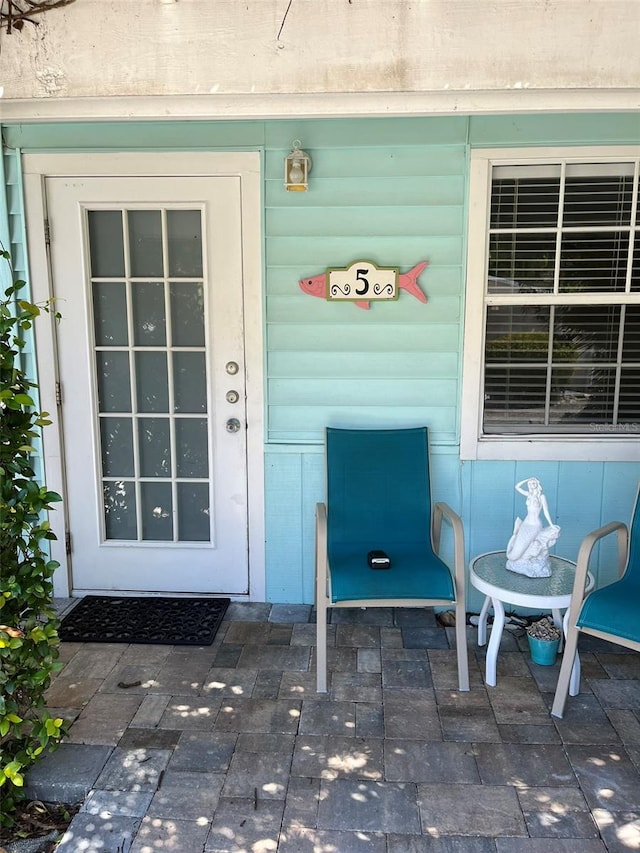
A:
527 634 560 666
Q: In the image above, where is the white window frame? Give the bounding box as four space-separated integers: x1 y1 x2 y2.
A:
461 146 640 462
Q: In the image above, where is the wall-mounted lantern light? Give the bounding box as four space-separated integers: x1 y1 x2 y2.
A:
284 141 312 191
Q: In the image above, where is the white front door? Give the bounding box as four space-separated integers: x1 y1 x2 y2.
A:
45 175 250 595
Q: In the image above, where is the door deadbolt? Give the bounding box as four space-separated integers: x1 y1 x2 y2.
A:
225 361 239 375
226 418 241 433
226 390 240 404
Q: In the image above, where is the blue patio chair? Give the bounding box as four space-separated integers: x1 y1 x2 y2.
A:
315 427 469 693
551 482 640 719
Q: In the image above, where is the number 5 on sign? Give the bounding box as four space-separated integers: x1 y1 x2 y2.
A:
327 260 398 303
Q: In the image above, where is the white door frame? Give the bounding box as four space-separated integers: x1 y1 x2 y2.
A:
22 152 265 600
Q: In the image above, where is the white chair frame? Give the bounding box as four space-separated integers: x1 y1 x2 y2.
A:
551 519 634 719
315 500 470 694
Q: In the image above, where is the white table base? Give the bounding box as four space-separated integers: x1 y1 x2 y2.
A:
478 595 580 692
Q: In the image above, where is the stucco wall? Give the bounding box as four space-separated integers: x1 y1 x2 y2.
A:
1 0 639 109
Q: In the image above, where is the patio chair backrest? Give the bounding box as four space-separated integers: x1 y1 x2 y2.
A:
627 485 640 586
326 427 432 553
575 485 640 642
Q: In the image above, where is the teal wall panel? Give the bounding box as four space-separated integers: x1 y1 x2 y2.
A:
266 293 460 324
266 145 468 179
268 378 457 407
265 175 465 208
265 134 467 447
0 151 10 292
261 110 638 603
300 453 325 605
0 146 44 483
267 323 460 352
268 352 459 379
267 446 639 606
267 265 461 296
3 121 266 150
264 117 469 148
598 466 640 589
266 235 463 267
295 445 465 596
463 459 518 612
469 113 640 147
264 453 304 603
3 111 639 604
267 206 464 238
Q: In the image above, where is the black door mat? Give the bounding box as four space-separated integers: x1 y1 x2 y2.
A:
59 596 230 645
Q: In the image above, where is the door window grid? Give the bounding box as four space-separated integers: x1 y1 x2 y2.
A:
88 206 212 543
482 158 639 436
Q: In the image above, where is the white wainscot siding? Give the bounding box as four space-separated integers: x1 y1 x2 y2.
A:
267 449 639 608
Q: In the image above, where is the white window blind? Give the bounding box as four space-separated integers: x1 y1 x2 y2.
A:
482 159 639 437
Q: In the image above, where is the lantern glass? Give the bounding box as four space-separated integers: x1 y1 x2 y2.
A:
285 142 311 191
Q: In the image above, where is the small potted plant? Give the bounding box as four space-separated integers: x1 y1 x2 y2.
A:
526 616 562 665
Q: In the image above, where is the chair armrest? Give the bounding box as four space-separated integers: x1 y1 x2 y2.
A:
315 502 329 600
567 520 629 629
433 501 465 587
316 502 327 540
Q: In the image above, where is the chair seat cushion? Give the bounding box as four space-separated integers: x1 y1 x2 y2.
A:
328 542 455 603
577 575 640 644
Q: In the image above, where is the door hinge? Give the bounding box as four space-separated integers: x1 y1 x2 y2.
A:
65 531 72 555
55 381 62 406
44 219 51 246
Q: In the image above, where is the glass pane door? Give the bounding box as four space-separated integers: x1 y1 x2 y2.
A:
45 171 250 595
89 208 211 543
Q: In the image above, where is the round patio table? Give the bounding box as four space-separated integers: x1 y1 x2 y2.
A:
469 550 594 688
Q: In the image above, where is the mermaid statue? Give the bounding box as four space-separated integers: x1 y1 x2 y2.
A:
506 478 561 578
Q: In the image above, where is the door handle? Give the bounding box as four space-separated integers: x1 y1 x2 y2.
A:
226 418 242 433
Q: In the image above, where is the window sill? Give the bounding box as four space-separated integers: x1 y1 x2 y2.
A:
460 435 640 462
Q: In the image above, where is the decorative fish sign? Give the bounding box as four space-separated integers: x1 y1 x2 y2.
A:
299 260 428 310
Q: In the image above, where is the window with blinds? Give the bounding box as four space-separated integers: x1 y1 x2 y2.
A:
462 150 640 461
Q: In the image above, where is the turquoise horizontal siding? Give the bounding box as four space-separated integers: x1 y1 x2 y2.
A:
264 117 469 148
267 323 460 352
268 378 457 406
2 121 267 150
265 175 465 208
267 236 464 267
268 352 459 379
267 206 465 237
269 265 462 299
0 152 10 289
4 111 639 605
469 113 640 147
3 149 29 276
267 294 461 323
262 112 639 601
265 125 467 602
3 115 468 152
265 135 467 445
1 147 44 484
268 406 458 445
266 146 468 179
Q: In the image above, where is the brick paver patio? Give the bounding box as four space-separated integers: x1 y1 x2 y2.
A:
26 600 640 852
